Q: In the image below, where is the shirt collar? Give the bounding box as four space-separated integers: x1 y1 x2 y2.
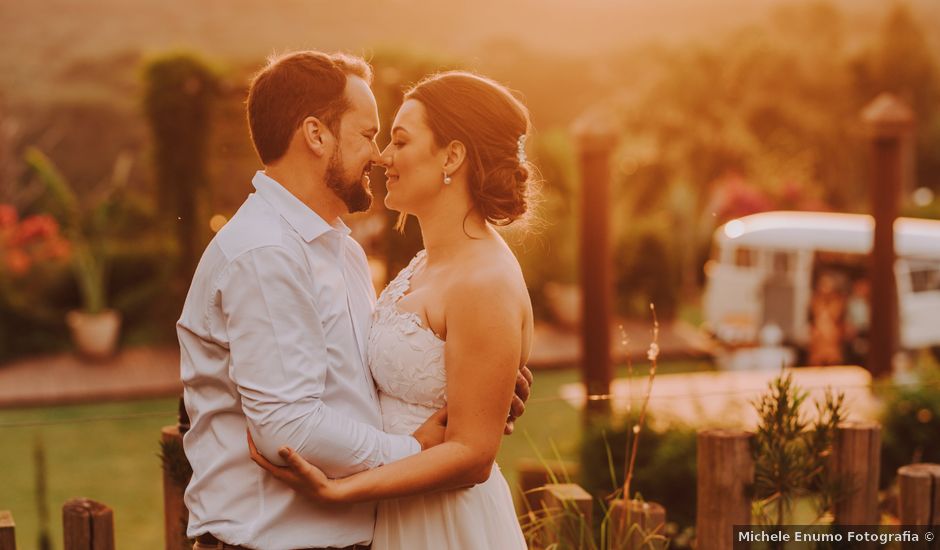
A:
251 171 351 242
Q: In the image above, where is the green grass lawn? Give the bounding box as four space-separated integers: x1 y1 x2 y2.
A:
0 399 177 550
0 360 712 550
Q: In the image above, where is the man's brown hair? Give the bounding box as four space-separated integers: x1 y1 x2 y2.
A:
246 51 373 165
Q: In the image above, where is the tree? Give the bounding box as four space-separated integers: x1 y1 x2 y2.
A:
852 3 940 193
143 53 218 282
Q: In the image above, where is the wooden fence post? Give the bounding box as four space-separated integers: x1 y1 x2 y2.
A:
609 499 667 549
572 110 619 420
62 498 114 550
897 463 940 525
0 511 15 550
539 483 594 549
161 424 192 550
516 458 580 516
860 94 913 378
696 429 754 550
831 421 881 525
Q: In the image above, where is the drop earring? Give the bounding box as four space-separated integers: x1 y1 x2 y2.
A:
443 171 452 185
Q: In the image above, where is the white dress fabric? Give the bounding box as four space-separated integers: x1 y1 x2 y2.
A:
368 250 527 550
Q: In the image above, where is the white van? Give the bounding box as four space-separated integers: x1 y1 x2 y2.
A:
703 211 940 360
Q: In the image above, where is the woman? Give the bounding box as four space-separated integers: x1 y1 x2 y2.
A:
250 71 535 548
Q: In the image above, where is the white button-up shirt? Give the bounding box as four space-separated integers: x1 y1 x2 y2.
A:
178 171 419 550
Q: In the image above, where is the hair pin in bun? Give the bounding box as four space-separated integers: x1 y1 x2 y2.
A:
517 135 527 166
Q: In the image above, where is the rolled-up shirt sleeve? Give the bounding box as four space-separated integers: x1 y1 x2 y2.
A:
217 245 419 477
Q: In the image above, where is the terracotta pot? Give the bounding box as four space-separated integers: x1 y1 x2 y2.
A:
65 309 122 361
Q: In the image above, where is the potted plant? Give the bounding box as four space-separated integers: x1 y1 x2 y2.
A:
24 147 131 361
0 204 73 360
0 205 72 315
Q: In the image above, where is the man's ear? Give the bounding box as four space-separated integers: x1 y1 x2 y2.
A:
300 116 331 157
442 140 467 176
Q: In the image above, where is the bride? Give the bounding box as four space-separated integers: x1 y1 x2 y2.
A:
250 70 535 549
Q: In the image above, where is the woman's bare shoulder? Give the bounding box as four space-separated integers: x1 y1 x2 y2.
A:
448 243 524 292
439 243 529 326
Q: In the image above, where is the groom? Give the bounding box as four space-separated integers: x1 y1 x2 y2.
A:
178 51 530 550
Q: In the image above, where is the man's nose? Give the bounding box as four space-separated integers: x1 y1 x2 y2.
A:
370 141 383 164
377 143 392 167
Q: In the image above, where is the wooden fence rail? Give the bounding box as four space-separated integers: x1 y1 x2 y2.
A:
524 456 666 550
0 500 115 550
1 431 935 550
526 422 934 549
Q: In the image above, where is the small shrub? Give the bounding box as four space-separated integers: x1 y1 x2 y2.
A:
579 417 698 533
879 362 940 488
751 372 846 527
614 224 682 320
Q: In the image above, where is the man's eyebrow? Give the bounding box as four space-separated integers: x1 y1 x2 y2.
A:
364 126 379 135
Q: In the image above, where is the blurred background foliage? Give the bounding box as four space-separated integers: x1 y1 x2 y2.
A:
1 2 940 548
878 357 940 489
1 1 939 359
578 416 699 540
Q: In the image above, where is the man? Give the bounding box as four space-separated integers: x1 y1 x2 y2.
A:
178 51 530 550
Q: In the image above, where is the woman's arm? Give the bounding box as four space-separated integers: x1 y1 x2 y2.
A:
250 272 526 504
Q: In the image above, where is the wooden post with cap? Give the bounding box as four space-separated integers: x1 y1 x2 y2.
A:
897 463 940 525
0 511 15 550
572 109 618 420
62 498 114 550
539 483 594 549
860 94 913 378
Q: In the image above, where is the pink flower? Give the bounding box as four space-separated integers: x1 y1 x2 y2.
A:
13 215 61 246
44 237 72 260
5 248 31 275
712 173 773 222
0 204 16 229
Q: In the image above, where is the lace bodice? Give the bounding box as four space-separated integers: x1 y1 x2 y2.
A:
369 250 447 435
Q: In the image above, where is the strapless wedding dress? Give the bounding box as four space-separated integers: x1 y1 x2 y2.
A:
368 250 527 550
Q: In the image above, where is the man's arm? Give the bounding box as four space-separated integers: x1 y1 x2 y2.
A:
218 245 420 477
250 270 526 503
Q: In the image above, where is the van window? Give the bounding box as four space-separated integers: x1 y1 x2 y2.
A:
909 262 940 293
772 251 793 275
735 247 756 268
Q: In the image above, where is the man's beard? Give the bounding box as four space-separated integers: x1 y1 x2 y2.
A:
325 148 373 214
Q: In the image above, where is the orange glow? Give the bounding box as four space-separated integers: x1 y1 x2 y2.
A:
209 215 228 233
